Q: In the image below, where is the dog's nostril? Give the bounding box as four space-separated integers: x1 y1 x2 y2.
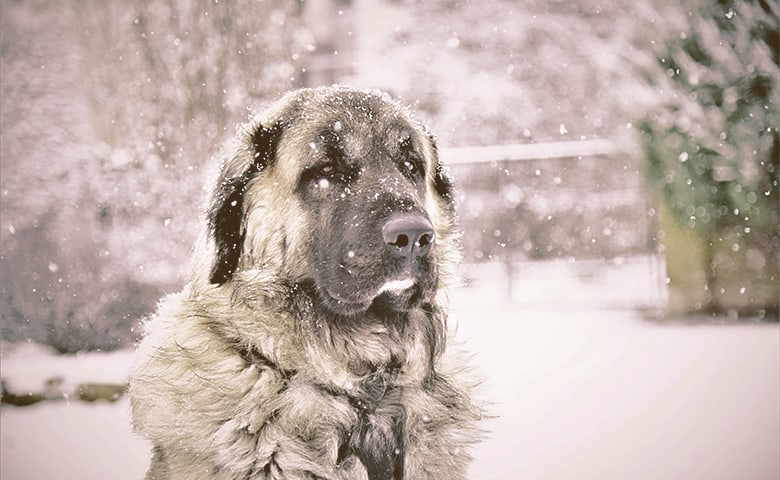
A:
394 234 410 248
418 234 432 247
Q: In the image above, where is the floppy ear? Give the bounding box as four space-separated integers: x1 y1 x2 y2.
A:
207 121 284 285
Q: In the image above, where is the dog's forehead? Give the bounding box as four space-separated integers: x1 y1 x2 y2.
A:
329 118 416 157
318 93 414 134
281 96 422 155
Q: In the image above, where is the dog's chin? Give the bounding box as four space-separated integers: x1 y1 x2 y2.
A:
368 288 422 316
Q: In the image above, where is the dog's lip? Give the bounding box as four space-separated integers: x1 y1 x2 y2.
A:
375 277 416 295
324 278 415 304
322 276 417 315
322 286 372 314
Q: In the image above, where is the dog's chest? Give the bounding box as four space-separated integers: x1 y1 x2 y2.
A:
238 344 410 479
341 381 406 480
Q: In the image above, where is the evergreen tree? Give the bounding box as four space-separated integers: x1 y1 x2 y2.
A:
641 0 779 314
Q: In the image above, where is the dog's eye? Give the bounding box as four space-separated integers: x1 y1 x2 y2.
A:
301 160 358 190
398 136 424 180
400 156 424 181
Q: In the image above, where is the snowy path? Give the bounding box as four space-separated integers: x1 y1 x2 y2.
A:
2 292 778 479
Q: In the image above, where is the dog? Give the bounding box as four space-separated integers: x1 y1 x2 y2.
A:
129 85 482 480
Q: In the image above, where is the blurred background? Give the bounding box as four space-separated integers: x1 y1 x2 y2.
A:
1 0 778 479
1 0 778 349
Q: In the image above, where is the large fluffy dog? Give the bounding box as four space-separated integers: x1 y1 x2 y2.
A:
129 86 482 480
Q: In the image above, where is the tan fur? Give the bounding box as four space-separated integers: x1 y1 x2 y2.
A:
129 86 482 480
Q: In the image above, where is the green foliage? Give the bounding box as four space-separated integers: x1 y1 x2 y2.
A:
640 0 779 313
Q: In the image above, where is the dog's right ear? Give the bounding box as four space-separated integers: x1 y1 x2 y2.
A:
207 121 284 285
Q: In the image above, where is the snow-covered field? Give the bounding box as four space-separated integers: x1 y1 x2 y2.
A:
2 261 778 479
458 308 779 480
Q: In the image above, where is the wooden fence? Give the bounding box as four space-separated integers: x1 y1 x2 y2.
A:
439 139 667 310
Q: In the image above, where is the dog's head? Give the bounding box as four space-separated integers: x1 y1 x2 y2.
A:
200 86 457 318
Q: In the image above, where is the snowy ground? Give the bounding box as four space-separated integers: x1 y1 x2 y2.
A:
458 308 779 480
2 260 778 480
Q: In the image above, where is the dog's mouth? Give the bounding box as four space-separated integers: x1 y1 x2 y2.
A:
316 275 422 317
376 277 416 295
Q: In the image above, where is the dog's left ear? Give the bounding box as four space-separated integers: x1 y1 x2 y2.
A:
207 121 284 285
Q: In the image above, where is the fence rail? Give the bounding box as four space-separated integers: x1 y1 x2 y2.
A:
440 138 617 165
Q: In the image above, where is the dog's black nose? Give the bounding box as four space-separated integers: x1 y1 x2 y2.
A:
382 214 435 258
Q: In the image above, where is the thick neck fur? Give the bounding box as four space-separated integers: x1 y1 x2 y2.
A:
193 270 446 396
178 273 453 479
